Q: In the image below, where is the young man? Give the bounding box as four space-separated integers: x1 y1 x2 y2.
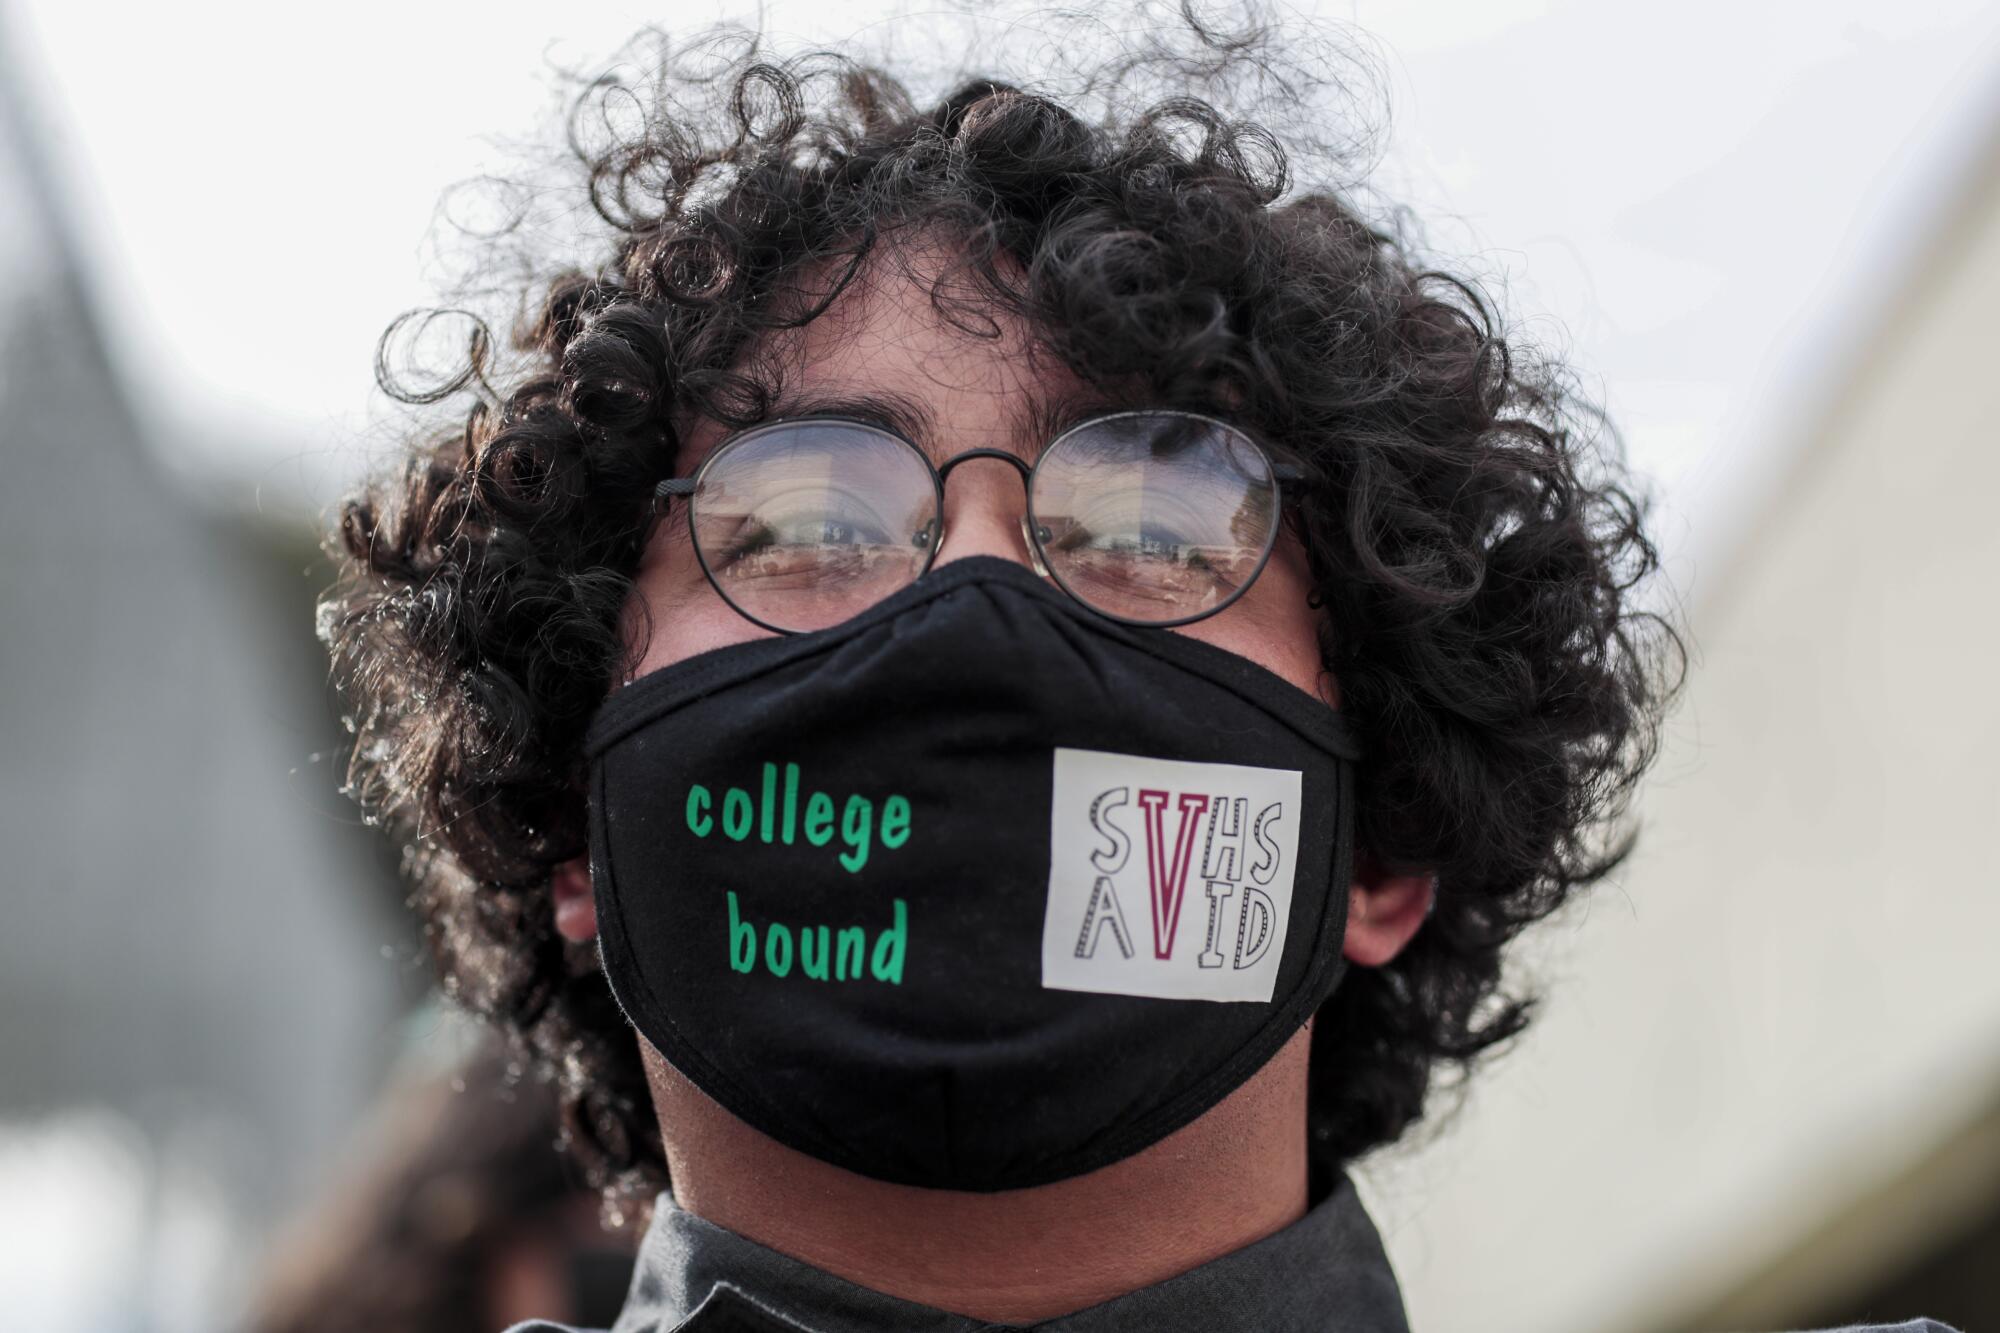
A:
318 9 1950 1330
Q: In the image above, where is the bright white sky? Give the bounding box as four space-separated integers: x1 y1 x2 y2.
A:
9 0 2000 609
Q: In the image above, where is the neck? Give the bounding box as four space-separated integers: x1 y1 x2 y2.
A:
639 1024 1314 1324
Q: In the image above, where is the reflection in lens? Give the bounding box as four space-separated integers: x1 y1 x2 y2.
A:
691 420 938 632
1031 413 1278 623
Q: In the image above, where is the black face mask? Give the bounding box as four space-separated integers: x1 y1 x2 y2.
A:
582 555 1360 1192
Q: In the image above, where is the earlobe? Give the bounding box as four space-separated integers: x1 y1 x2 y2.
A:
552 855 599 942
1342 851 1434 967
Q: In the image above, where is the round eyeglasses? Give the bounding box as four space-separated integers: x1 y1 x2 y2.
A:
652 408 1307 635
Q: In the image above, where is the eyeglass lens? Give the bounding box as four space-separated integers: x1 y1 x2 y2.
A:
1030 413 1278 625
686 412 1280 633
689 419 937 633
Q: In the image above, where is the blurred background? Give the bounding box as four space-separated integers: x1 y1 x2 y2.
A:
2 1 1996 1330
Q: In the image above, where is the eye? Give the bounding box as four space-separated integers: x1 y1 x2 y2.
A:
1047 520 1195 555
810 518 874 545
706 506 900 575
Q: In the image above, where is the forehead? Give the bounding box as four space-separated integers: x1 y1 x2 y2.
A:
673 236 1137 469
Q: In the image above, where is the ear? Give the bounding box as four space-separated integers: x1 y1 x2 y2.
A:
552 855 598 943
1342 848 1434 967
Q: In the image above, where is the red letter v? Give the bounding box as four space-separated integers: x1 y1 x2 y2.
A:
1137 790 1212 960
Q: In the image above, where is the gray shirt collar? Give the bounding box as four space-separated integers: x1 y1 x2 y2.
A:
595 1166 1411 1333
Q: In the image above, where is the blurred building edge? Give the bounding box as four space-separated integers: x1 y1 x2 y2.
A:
245 1004 637 1333
0 15 424 1331
1626 78 2000 1333
1362 73 2000 1333
1679 1075 2000 1332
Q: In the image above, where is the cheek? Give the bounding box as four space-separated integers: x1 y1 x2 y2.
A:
1167 532 1333 707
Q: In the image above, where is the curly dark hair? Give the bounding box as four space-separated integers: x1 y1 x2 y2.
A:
319 1 1687 1221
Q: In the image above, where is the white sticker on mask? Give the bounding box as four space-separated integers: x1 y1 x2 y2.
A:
1041 747 1304 1003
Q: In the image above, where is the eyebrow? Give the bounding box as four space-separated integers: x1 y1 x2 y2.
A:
660 386 1306 506
749 384 1135 460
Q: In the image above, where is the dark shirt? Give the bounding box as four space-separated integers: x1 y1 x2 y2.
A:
502 1161 1410 1332
499 1162 1961 1333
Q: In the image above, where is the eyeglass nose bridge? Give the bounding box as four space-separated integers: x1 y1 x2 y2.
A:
927 448 1052 578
